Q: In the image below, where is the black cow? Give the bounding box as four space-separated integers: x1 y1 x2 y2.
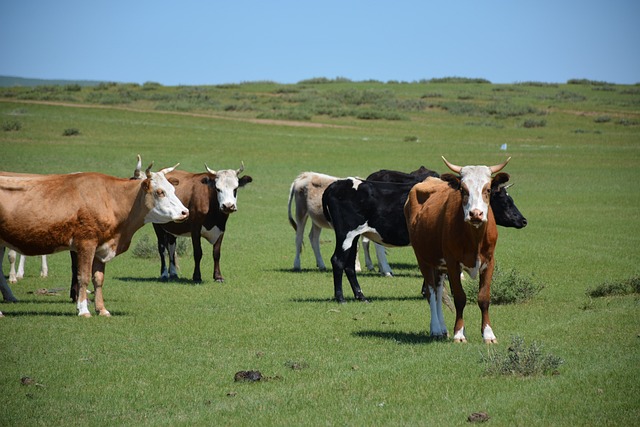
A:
322 172 527 303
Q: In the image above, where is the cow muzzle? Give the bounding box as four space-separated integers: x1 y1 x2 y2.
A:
221 203 237 214
174 210 189 223
467 209 486 227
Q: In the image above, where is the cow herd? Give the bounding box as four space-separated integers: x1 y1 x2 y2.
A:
1 156 526 343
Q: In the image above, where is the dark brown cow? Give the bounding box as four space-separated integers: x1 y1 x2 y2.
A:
0 165 189 317
404 157 511 343
153 163 252 283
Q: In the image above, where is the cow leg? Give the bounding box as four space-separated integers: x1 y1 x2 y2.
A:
343 239 368 302
70 251 79 302
292 214 307 271
191 233 203 283
8 249 18 284
166 235 178 280
0 247 18 303
75 248 96 317
17 253 26 280
91 259 110 317
447 264 467 343
478 258 497 344
362 238 374 271
212 233 225 282
40 255 48 278
374 243 393 277
154 224 170 281
309 223 326 271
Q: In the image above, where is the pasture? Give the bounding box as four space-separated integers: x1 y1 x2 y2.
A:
1 79 639 426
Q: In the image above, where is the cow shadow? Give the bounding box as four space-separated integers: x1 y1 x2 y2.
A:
354 329 439 345
116 276 196 285
290 295 424 303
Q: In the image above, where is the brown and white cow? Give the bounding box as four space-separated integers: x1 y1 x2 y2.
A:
0 164 189 317
404 157 511 343
152 163 252 283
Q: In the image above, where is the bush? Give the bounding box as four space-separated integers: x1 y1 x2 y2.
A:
463 265 544 305
481 335 564 376
2 119 22 131
523 119 547 128
132 234 191 259
594 116 612 123
62 128 80 136
586 276 640 298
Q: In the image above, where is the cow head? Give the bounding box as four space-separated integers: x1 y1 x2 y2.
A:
491 180 528 229
205 162 253 214
142 163 189 224
442 157 511 228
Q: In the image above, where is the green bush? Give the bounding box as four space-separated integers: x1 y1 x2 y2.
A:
586 276 640 297
132 234 191 259
523 119 547 128
62 128 80 136
481 335 564 376
463 265 544 305
2 119 22 131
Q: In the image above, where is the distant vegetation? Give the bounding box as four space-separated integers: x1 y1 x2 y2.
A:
2 75 638 125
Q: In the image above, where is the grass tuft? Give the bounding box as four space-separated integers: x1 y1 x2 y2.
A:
586 275 640 297
481 335 564 376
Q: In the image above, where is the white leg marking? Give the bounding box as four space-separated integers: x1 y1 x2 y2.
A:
483 325 497 343
77 299 91 317
309 224 326 270
40 256 48 278
374 243 393 276
453 327 466 342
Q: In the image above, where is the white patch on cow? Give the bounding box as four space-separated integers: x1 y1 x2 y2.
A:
214 170 240 212
342 222 378 252
428 275 448 338
461 258 486 280
483 325 497 342
453 327 466 342
144 171 189 224
201 225 224 245
77 299 90 316
95 242 117 263
460 165 492 224
348 177 363 190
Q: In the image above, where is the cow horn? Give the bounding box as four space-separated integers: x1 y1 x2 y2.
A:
442 156 462 174
205 164 216 175
145 162 154 178
159 163 179 175
490 157 511 174
237 161 245 175
133 154 142 179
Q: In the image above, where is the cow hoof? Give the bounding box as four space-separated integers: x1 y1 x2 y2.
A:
453 337 467 343
99 310 111 317
215 278 225 283
79 312 92 318
484 338 498 344
169 274 179 281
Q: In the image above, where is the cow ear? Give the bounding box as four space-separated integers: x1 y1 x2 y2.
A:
200 176 210 185
440 173 461 190
141 179 151 192
168 177 180 186
491 173 510 191
239 175 253 187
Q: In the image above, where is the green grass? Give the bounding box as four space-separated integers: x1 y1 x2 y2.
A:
1 79 639 426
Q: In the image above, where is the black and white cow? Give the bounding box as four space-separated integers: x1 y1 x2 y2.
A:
322 171 527 303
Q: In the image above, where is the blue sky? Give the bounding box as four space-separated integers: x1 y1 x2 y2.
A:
1 0 638 85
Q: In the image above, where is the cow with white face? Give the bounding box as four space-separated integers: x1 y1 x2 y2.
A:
405 157 511 343
153 163 253 283
0 164 189 317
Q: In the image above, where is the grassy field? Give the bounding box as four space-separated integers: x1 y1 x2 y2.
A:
1 79 639 426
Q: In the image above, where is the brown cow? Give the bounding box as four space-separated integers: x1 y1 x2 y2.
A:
404 157 511 343
152 163 252 283
0 164 189 317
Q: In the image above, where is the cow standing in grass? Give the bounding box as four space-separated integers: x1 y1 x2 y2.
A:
153 163 252 283
0 164 189 317
404 157 511 343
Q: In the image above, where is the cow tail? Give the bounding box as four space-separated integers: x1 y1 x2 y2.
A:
288 182 298 231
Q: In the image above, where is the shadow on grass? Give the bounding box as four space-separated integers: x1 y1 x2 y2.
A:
354 329 438 345
115 276 198 285
291 295 424 303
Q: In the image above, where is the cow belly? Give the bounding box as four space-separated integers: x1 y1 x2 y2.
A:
201 226 223 244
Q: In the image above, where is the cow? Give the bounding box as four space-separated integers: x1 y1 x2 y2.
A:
152 163 252 283
321 161 526 304
0 163 189 317
7 250 48 283
404 157 511 343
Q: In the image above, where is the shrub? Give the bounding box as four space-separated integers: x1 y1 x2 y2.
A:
132 234 191 259
481 335 564 376
62 128 80 136
586 276 640 298
523 119 547 128
2 119 22 131
594 116 612 123
463 265 544 305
